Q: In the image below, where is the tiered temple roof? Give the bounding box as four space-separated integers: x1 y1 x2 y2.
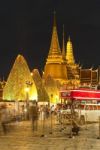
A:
43 13 68 83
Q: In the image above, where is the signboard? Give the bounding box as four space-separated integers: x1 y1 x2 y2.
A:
60 90 71 99
60 89 100 100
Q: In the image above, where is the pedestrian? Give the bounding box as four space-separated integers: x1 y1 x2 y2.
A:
72 121 80 135
29 101 38 131
51 105 55 114
44 105 50 119
39 105 47 137
0 104 9 134
39 105 46 120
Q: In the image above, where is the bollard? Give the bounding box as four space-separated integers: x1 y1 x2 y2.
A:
41 118 45 137
85 113 88 130
49 111 53 134
59 113 64 132
69 118 73 138
40 109 45 137
69 101 73 138
97 116 100 139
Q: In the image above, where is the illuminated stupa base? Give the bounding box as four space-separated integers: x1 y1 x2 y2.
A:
3 54 37 101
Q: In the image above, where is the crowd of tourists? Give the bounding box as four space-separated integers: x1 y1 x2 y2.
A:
0 101 62 134
0 101 79 135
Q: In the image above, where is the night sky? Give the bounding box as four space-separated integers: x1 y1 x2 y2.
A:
0 0 100 80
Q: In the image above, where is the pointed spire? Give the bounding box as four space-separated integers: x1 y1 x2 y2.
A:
68 36 70 41
53 10 56 27
48 12 61 56
3 76 5 82
66 36 75 64
62 25 66 59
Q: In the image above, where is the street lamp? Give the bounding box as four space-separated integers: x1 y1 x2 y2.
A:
25 81 33 120
49 94 53 134
25 87 29 99
55 95 58 104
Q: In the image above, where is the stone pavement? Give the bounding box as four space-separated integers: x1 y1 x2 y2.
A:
0 117 100 150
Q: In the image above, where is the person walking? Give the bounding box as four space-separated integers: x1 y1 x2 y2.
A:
0 104 9 134
29 101 38 131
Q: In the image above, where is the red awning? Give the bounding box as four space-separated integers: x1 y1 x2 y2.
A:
60 89 100 100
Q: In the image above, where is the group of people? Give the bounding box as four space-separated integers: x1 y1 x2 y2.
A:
0 101 78 135
0 103 21 134
0 101 54 134
28 101 51 131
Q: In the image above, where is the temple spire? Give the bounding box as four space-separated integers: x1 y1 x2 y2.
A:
53 10 56 27
66 36 75 64
62 25 66 59
48 12 61 56
68 36 70 41
43 13 68 83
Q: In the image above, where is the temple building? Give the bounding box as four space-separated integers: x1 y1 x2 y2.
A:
1 14 99 104
31 69 49 103
43 75 60 105
43 14 80 88
0 79 6 100
3 54 37 101
66 37 79 81
43 14 68 84
80 68 98 87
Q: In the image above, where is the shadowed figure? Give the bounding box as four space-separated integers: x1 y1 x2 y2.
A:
72 121 80 135
0 104 9 134
29 101 38 131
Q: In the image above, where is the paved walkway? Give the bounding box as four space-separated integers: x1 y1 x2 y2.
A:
0 116 100 150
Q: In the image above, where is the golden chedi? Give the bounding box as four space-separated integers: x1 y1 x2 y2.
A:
43 14 67 84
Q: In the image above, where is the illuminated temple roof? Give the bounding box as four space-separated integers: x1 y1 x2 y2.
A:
66 37 75 65
32 69 49 102
3 54 37 101
44 13 68 82
48 12 61 60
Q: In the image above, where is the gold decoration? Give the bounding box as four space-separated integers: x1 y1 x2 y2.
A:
3 54 37 101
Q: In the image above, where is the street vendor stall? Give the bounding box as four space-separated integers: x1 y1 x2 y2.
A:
60 89 100 137
60 89 100 122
